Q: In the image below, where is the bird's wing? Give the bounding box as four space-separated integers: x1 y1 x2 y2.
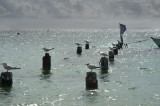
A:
5 66 13 70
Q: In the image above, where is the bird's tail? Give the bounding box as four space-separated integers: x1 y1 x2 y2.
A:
12 67 21 69
96 66 100 68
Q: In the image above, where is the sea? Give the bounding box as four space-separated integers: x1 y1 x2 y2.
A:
0 29 160 106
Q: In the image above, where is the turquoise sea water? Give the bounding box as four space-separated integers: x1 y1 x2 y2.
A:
0 29 160 106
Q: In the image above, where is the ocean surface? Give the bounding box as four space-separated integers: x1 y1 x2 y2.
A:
0 29 160 106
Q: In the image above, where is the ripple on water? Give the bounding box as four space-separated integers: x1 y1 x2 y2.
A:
128 87 137 91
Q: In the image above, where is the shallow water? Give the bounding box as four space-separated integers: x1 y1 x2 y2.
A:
0 29 160 106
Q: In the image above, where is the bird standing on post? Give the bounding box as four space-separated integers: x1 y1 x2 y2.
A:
84 40 90 44
100 52 108 57
86 63 100 72
42 47 54 52
75 43 82 47
0 63 20 72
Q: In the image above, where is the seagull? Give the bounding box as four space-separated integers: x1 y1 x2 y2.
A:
109 47 113 50
75 43 82 47
86 63 100 72
42 47 54 52
112 43 116 46
100 52 108 57
0 63 20 72
84 40 90 44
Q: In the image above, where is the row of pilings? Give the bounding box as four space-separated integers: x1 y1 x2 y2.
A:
0 41 123 89
85 41 123 90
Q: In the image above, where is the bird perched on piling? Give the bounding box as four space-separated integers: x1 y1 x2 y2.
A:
84 40 90 44
100 52 108 57
112 43 116 46
0 63 20 72
109 47 113 50
42 47 54 52
86 63 100 72
75 43 82 47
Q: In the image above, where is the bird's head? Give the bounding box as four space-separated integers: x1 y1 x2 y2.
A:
0 63 7 66
85 40 90 43
85 63 89 66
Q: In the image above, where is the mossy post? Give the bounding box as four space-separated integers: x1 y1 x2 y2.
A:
0 72 13 87
116 44 121 49
85 43 89 49
113 47 118 55
77 46 82 55
109 50 114 61
118 40 123 49
86 72 98 90
42 53 51 71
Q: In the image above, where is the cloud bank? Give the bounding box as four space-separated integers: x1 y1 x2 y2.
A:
0 0 160 29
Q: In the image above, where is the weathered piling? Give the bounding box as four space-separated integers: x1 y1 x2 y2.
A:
86 72 98 90
85 43 89 49
77 46 82 55
99 57 108 72
113 47 118 55
116 44 121 49
0 72 13 87
42 53 51 71
109 50 114 61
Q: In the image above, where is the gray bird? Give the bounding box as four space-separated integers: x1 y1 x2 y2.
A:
42 47 54 52
75 43 82 47
100 52 108 57
84 40 90 44
1 63 20 72
86 63 100 72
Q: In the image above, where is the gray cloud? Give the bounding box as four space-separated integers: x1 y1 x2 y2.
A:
0 0 160 29
1 0 159 19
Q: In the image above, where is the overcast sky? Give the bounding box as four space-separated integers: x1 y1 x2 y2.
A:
0 0 160 29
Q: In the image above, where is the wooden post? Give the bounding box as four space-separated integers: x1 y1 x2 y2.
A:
113 47 118 55
85 43 89 49
116 44 121 49
86 72 98 90
99 57 108 71
42 53 51 71
77 46 82 55
109 50 114 61
0 72 13 87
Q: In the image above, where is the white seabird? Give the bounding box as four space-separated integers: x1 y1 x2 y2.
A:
100 52 108 57
86 63 100 72
75 43 82 47
42 47 54 52
0 63 20 72
84 40 90 44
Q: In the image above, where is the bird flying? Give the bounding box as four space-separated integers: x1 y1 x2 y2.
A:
0 63 20 72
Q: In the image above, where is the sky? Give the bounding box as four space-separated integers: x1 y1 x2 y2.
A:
0 0 160 29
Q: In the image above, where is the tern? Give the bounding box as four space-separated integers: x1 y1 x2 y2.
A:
42 47 54 52
84 40 90 44
112 43 116 46
75 43 82 46
0 63 20 72
86 63 100 72
100 52 108 57
109 47 113 50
